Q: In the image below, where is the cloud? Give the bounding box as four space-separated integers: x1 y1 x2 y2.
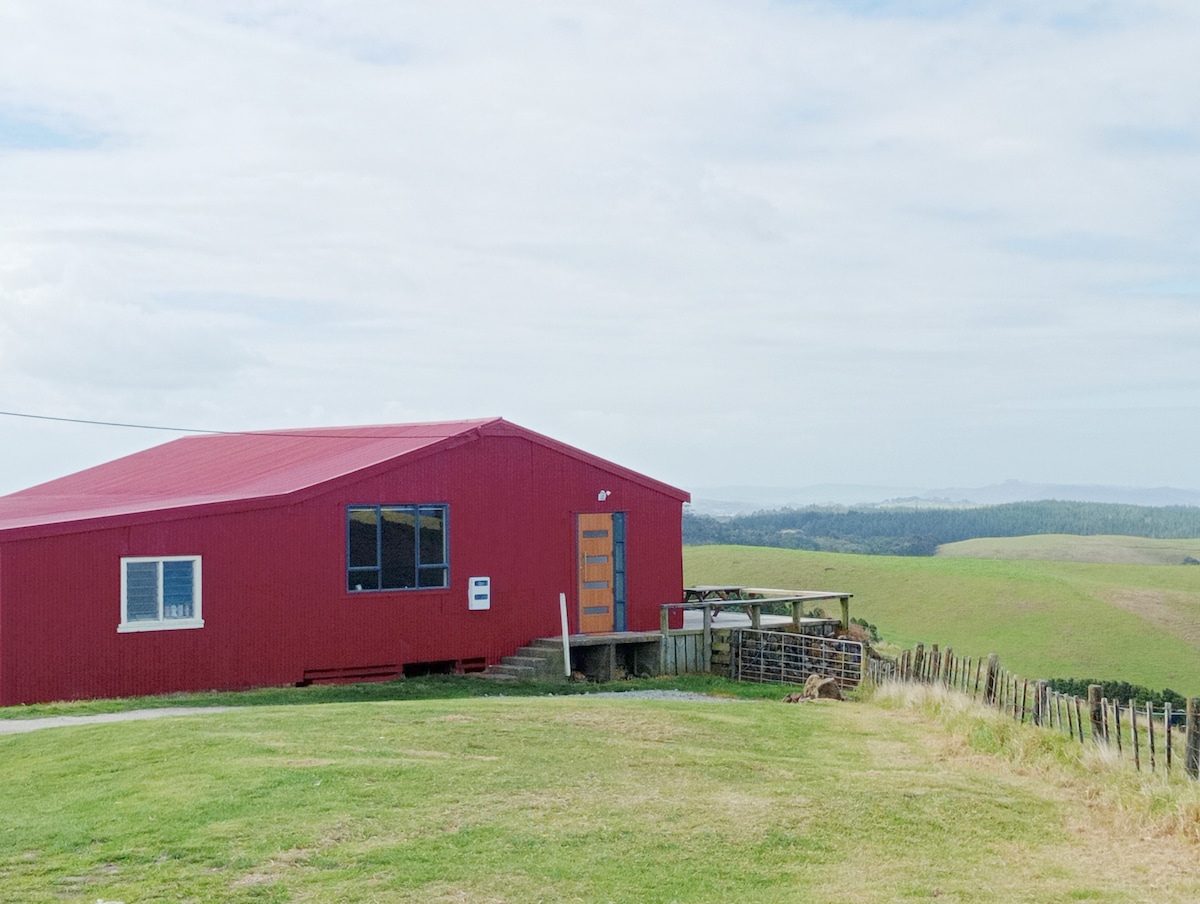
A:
0 0 1199 492
0 107 105 150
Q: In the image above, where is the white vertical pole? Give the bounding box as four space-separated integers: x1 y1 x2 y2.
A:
559 592 571 678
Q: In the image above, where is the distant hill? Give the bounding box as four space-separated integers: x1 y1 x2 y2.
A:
688 481 1200 516
684 499 1200 556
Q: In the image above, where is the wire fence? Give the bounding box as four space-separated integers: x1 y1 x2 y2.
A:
868 644 1200 780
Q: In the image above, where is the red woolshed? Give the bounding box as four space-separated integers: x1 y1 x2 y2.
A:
0 418 690 705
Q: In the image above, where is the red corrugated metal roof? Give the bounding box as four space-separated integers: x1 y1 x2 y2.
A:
0 418 689 536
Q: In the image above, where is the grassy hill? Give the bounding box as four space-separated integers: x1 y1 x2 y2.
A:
685 545 1200 695
938 533 1200 565
2 690 1199 902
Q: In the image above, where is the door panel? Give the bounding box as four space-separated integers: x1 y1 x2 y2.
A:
578 513 614 633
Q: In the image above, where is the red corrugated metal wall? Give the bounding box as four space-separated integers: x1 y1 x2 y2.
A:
0 433 684 704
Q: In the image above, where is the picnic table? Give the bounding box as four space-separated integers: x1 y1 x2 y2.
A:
682 585 749 602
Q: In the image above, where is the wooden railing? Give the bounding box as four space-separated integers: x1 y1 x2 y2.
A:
659 591 850 675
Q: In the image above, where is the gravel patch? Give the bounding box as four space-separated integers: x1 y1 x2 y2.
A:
0 707 237 736
0 690 752 736
576 689 755 703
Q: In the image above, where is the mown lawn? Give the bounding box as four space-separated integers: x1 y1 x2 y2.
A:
2 690 1199 903
685 545 1200 694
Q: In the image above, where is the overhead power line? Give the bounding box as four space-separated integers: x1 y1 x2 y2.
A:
0 409 232 435
0 409 489 440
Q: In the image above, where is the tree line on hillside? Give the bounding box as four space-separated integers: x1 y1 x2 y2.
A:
683 500 1200 556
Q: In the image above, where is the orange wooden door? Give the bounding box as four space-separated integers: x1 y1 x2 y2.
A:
578 513 615 633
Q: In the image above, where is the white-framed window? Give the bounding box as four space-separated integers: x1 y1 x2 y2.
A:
119 556 204 633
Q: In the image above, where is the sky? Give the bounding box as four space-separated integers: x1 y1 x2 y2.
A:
2 0 1199 497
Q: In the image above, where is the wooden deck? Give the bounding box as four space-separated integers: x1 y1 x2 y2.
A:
508 586 855 682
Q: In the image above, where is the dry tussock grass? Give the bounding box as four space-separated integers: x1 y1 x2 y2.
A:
871 681 1200 847
1104 588 1200 650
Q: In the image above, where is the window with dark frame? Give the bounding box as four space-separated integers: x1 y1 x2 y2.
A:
347 505 448 592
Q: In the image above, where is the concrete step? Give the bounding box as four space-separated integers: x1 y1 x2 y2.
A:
473 670 518 681
501 655 548 671
487 663 537 679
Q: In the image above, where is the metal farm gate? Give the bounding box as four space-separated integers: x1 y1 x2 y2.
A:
733 629 864 689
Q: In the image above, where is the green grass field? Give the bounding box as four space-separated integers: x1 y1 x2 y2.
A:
939 534 1200 565
685 545 1200 695
3 686 1199 903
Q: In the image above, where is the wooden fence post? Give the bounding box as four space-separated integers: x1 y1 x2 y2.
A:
1034 680 1048 726
983 654 999 705
913 644 925 683
1089 685 1105 744
1112 701 1122 756
1130 701 1140 772
1165 702 1174 771
1147 701 1156 773
1186 697 1200 780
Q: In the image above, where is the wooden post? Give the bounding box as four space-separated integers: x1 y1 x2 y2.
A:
943 648 953 685
1089 685 1105 744
1066 693 1075 740
983 654 999 705
1112 701 1122 756
748 603 762 631
702 605 713 674
1034 680 1048 726
791 600 802 632
974 657 983 699
1186 697 1200 780
1165 702 1173 771
1147 701 1156 773
840 596 850 631
913 644 925 683
1130 701 1140 771
659 606 671 676
1074 696 1085 743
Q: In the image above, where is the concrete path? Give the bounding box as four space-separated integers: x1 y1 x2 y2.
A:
0 690 751 737
0 707 237 736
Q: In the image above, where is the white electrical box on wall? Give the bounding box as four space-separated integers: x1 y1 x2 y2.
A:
468 576 491 610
